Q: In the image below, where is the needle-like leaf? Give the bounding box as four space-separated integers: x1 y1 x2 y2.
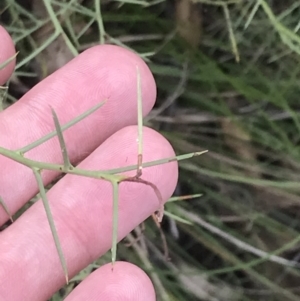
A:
0 52 19 70
18 102 105 154
51 108 72 170
167 193 203 202
32 168 69 283
106 151 208 175
111 180 119 266
136 66 143 177
163 210 193 225
0 195 13 222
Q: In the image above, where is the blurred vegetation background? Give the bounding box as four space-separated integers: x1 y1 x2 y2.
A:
2 0 300 300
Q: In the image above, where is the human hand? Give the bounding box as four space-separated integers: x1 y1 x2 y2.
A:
0 26 178 300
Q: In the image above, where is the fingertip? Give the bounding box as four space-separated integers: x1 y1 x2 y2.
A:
73 44 157 113
65 261 156 301
0 26 16 85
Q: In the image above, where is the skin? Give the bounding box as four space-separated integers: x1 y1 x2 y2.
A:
0 26 178 300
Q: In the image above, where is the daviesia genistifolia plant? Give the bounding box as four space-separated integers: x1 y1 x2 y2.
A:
0 62 206 283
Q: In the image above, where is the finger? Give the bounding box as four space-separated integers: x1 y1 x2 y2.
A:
65 261 155 301
0 45 156 225
0 26 16 85
0 126 178 301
